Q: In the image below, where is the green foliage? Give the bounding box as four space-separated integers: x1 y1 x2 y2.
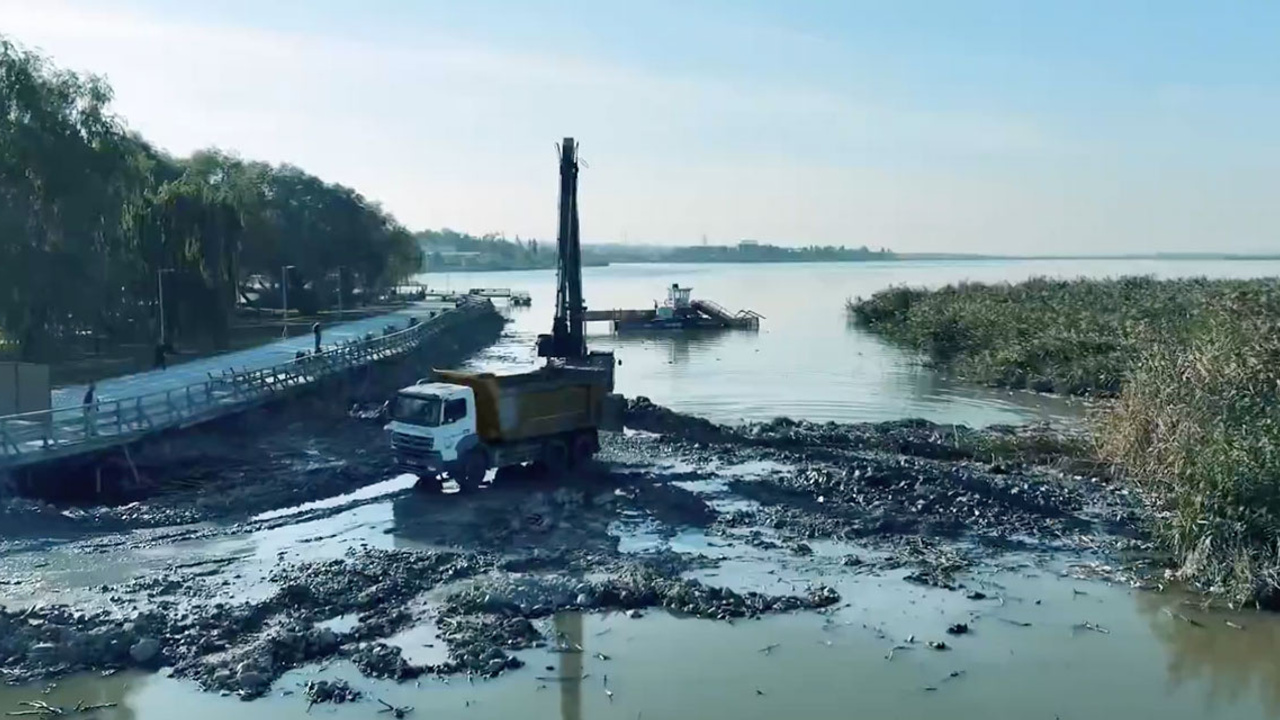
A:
1099 298 1280 608
847 276 1255 395
852 276 1280 606
0 36 422 360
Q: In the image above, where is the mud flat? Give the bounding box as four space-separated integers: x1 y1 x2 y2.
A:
0 391 1180 714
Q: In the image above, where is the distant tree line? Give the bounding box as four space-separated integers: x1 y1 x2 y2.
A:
665 242 893 264
415 231 895 272
0 36 422 361
416 229 553 271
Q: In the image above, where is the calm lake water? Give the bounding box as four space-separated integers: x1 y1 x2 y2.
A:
430 258 1280 427
7 258 1280 720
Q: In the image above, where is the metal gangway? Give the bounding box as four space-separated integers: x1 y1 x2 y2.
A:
690 299 764 329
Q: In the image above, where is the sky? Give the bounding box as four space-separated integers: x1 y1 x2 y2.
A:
2 0 1278 254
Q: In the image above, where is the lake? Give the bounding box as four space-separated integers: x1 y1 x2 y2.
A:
429 258 1280 426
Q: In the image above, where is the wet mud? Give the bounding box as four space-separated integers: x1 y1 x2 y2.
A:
0 397 1155 702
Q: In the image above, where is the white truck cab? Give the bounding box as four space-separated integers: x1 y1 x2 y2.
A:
384 382 478 473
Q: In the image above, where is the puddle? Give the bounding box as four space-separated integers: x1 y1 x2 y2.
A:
251 474 418 522
317 613 360 634
383 621 451 666
612 523 733 557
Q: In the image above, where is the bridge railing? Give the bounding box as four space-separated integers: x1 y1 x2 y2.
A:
0 305 470 467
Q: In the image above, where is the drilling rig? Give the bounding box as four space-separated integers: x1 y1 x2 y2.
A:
536 138 616 377
385 138 621 491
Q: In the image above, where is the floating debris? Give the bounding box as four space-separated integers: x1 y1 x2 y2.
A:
377 699 413 718
1163 609 1204 628
1074 621 1110 635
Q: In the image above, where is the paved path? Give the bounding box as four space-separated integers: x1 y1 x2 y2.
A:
51 303 449 409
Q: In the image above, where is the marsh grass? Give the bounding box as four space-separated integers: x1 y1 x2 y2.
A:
851 276 1280 607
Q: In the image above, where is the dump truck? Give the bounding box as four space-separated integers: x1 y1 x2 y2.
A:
386 137 623 490
386 360 622 488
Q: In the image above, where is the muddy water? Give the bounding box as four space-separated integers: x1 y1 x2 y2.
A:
6 458 1280 720
7 556 1280 719
8 258 1280 719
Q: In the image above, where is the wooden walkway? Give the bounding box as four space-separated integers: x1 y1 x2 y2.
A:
0 299 489 472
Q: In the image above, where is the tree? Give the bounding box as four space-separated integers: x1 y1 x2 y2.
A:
0 35 426 360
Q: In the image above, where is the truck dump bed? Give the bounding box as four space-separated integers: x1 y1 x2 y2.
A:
434 365 614 444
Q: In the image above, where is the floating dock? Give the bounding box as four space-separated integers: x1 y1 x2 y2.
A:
584 284 762 332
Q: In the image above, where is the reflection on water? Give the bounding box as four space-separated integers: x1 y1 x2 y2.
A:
1136 591 1280 716
555 612 583 720
608 328 739 367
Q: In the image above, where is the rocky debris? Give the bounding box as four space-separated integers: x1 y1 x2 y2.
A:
0 542 837 698
350 643 424 681
0 606 148 684
434 615 537 676
626 403 1140 554
268 548 491 619
128 638 161 665
304 678 362 705
625 397 731 444
444 565 841 622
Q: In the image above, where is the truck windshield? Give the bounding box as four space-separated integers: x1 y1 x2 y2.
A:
391 395 442 426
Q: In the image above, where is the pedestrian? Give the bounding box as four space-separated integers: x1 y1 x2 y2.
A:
153 342 166 370
82 382 97 433
313 321 322 353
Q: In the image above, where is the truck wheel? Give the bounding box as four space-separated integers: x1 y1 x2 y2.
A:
570 433 597 469
538 440 569 477
412 473 443 493
457 451 488 492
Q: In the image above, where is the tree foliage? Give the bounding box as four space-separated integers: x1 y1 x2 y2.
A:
0 36 422 361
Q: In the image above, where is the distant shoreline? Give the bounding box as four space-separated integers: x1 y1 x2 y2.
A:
896 253 1280 261
423 253 1280 272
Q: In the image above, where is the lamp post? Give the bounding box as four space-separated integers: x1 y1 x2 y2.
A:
281 264 296 338
157 268 174 346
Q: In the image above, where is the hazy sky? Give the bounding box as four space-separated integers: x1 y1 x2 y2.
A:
4 0 1278 253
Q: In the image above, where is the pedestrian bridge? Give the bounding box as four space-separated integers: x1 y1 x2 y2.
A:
0 299 492 473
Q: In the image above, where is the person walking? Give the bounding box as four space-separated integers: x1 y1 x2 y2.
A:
153 342 166 370
312 321 322 354
82 382 97 434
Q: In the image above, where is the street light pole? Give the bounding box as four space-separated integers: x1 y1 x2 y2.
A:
337 267 343 320
157 268 173 346
281 264 296 338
